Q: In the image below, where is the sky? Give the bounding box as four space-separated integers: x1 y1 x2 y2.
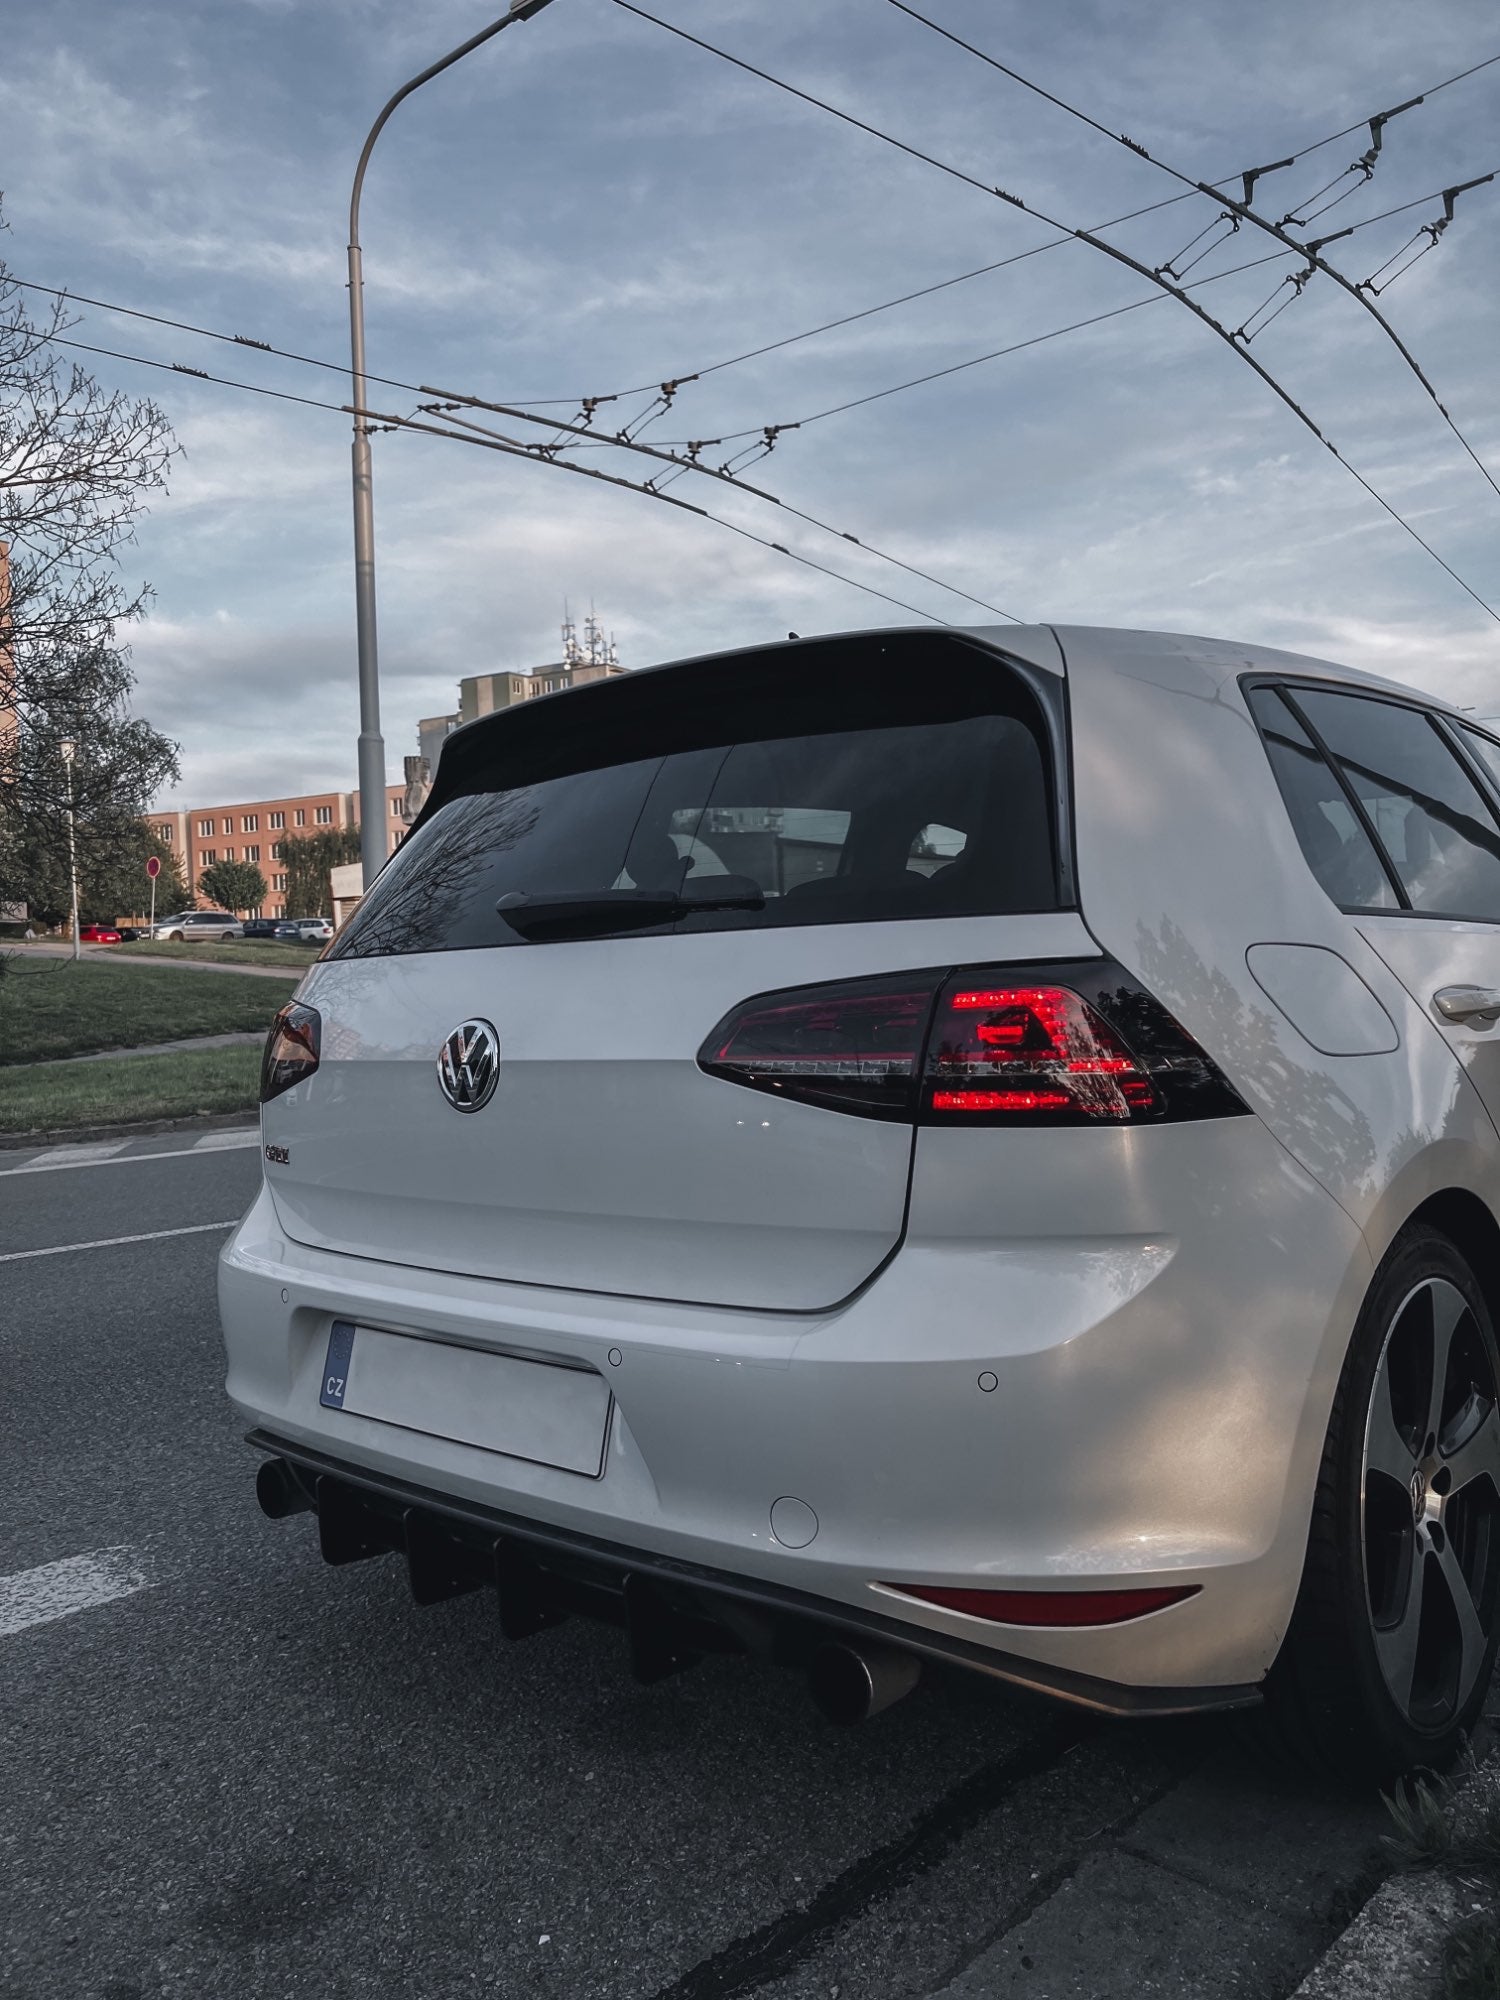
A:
2 0 1498 808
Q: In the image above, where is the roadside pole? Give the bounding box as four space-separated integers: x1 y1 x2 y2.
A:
60 739 80 963
346 0 556 891
147 852 160 938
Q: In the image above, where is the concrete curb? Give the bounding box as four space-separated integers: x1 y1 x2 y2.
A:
1292 1750 1500 2000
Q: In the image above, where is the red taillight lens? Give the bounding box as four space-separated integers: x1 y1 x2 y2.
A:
698 961 1246 1125
884 1582 1200 1626
261 1001 321 1103
925 978 1158 1123
699 974 940 1118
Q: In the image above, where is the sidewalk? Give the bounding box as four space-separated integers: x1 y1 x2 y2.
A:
1292 1744 1500 2000
6 941 301 981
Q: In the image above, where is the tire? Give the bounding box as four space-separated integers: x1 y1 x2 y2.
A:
1266 1225 1500 1780
168 931 184 942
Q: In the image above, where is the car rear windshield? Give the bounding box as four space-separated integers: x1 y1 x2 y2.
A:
332 634 1062 958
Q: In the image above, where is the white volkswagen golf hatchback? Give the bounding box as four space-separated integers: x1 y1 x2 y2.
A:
221 625 1500 1776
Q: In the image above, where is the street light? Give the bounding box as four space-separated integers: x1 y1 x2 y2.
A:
59 738 80 962
347 0 557 890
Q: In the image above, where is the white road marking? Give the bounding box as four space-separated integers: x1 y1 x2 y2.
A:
0 1220 238 1262
0 1130 259 1176
28 1140 129 1165
0 1545 154 1638
192 1129 261 1151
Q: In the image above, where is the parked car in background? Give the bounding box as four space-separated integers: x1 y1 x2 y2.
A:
155 910 244 942
114 925 152 942
231 623 1500 1779
77 923 122 943
240 918 282 941
272 917 334 945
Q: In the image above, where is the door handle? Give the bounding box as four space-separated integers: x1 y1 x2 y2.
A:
1433 985 1500 1026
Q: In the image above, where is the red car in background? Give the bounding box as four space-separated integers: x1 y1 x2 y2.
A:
78 924 123 944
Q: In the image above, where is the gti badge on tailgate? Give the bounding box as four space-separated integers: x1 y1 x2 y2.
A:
437 1018 500 1112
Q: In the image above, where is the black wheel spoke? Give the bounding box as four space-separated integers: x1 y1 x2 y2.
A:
1372 1556 1425 1713
1426 1281 1468 1446
1433 1535 1489 1704
1441 1402 1500 1501
1365 1370 1418 1486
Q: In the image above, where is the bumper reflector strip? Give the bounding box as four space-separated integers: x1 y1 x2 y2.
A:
884 1583 1201 1626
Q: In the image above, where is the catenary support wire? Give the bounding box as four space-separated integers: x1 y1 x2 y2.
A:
609 1 1500 622
885 2 1500 502
33 327 1022 627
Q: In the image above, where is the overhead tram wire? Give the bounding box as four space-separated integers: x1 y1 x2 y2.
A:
6 171 1464 465
886 2 1500 504
6 276 579 410
424 403 1022 619
609 1 1500 625
34 328 1021 628
10 21 1494 427
11 167 1479 458
629 183 1486 450
595 13 1500 407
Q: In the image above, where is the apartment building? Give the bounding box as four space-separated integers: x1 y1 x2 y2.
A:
417 611 624 784
146 783 409 918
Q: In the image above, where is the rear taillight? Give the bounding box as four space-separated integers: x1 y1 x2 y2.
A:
698 961 1246 1125
261 1002 321 1103
697 975 936 1118
928 980 1158 1121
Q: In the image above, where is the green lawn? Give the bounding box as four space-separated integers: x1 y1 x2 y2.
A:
0 1045 263 1134
0 956 297 1064
114 939 320 969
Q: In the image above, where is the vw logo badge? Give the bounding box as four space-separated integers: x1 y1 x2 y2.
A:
1409 1467 1426 1526
437 1019 500 1113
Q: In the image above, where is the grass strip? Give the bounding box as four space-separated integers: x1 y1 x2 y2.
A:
0 958 296 1064
113 939 321 968
0 1045 264 1134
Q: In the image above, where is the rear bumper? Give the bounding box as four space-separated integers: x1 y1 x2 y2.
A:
247 1432 1259 1718
219 1115 1370 1699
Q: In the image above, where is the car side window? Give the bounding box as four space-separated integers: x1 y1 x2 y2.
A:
1295 689 1500 922
1458 725 1500 801
1245 687 1398 910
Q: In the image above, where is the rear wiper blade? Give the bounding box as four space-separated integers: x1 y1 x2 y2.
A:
495 885 764 940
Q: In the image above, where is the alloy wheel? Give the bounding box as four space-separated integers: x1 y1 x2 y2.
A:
1362 1275 1500 1731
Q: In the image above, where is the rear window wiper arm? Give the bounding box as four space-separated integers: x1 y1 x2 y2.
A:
495 885 764 940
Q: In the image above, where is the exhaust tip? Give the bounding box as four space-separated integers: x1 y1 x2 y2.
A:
256 1456 313 1520
808 1640 921 1725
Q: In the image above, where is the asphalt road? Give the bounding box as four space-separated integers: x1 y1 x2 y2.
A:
0 1139 1475 2000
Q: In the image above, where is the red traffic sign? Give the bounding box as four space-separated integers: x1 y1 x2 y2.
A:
145 856 162 879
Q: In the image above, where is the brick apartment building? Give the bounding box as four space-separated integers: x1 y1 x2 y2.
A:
147 616 626 922
145 784 408 919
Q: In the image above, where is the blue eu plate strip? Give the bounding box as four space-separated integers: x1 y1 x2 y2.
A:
320 1320 356 1409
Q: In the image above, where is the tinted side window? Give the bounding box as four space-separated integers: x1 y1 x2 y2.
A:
1296 690 1500 921
1458 725 1500 800
1245 686 1398 910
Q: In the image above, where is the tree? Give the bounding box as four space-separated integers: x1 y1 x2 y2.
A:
199 859 268 915
282 828 360 917
0 206 180 916
64 822 187 924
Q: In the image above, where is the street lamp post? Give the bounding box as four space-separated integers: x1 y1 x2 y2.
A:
59 738 80 962
347 0 556 890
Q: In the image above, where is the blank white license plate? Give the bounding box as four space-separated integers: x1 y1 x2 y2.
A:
319 1320 611 1477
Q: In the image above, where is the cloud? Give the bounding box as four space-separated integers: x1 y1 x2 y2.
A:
2 0 1495 814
